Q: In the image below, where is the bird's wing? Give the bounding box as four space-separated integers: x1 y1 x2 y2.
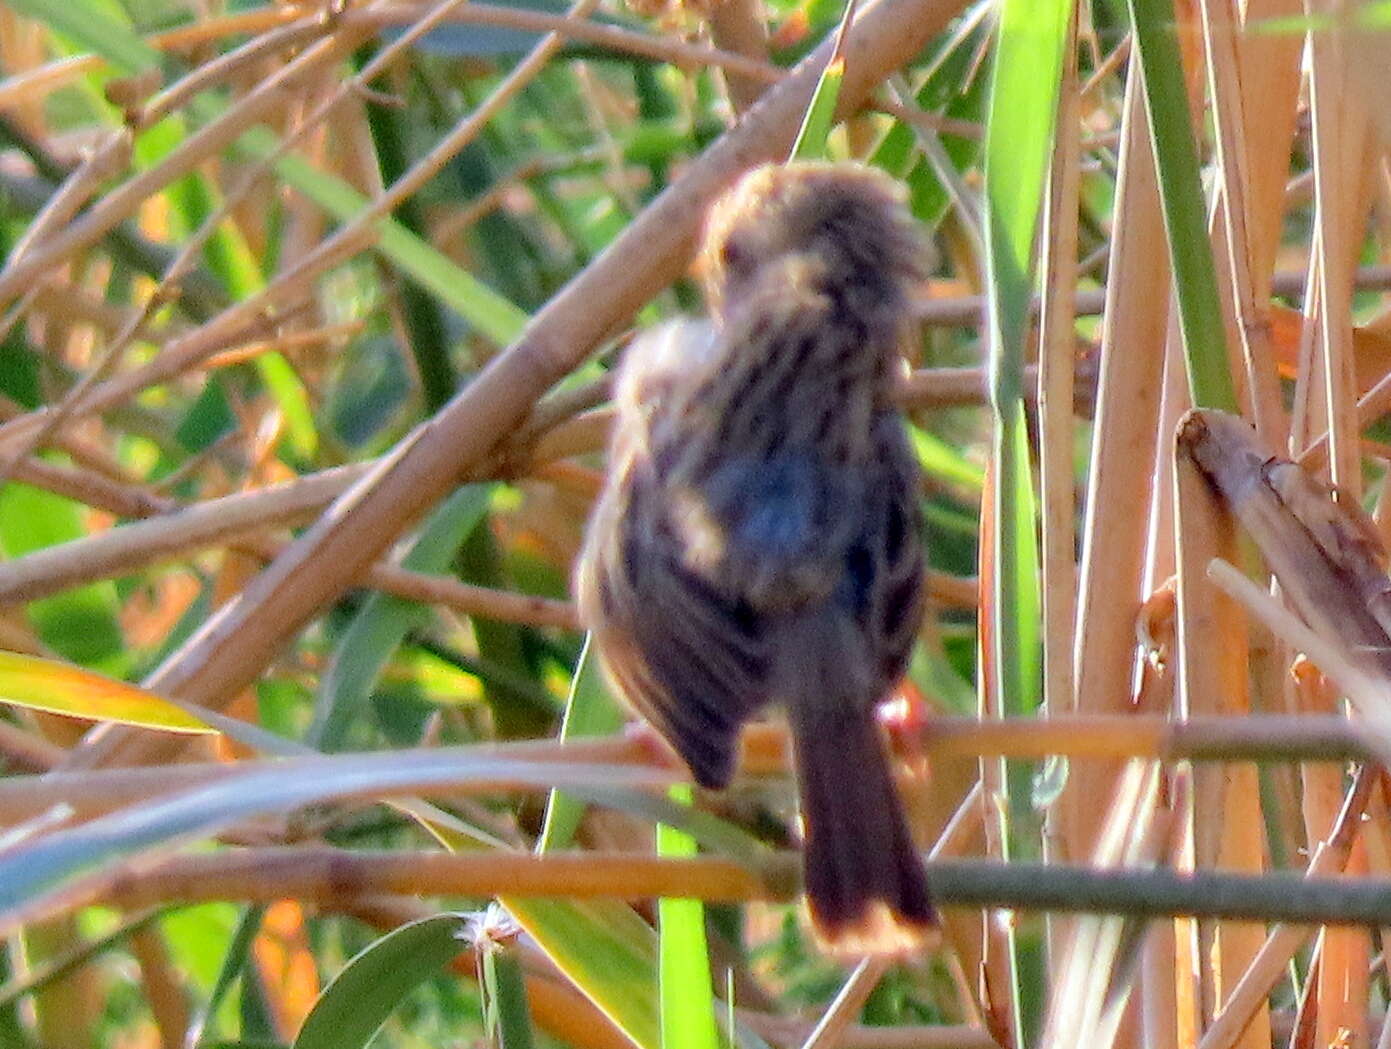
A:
579 460 770 790
853 414 927 690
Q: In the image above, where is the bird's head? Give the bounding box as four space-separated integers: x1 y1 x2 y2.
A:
699 162 930 318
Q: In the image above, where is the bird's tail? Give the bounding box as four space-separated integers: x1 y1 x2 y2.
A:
780 616 935 954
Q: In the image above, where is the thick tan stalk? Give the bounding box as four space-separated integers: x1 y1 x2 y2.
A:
1198 0 1285 444
1173 424 1269 1047
1063 63 1169 862
1036 1 1081 842
704 0 771 113
1302 0 1370 489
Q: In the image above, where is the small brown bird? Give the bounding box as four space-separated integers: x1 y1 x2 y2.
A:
577 161 933 953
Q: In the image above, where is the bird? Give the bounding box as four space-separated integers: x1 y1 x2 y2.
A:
576 161 934 954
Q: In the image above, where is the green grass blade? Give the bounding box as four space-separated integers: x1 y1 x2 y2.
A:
293 913 470 1049
1127 0 1237 410
981 0 1071 1042
501 897 660 1049
185 905 266 1047
789 57 844 161
984 2 1071 401
657 786 720 1049
253 353 319 460
481 936 538 1049
537 636 626 852
362 87 458 409
908 424 986 490
0 651 214 734
310 484 493 751
870 5 990 228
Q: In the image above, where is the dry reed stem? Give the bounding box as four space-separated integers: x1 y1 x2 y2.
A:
202 320 365 370
0 293 167 489
521 363 1027 469
1298 362 1391 471
1304 0 1370 494
62 848 1391 926
1141 915 1180 1049
973 472 1017 1049
1198 0 1284 445
1208 563 1391 765
1294 663 1371 1047
0 358 984 523
77 849 799 919
1182 412 1391 693
703 0 771 113
0 715 1378 823
798 958 893 1049
126 924 189 1047
56 0 968 776
0 362 1010 563
0 55 101 112
0 393 968 625
1174 410 1268 1042
343 563 580 629
1315 836 1371 1048
1040 761 1169 1049
0 463 371 602
1064 65 1169 865
1229 0 1308 959
0 457 581 627
1364 786 1391 1049
1036 15 1081 939
26 283 171 344
899 366 1033 407
0 719 64 773
239 533 585 628
1233 0 1303 295
24 918 102 1049
6 131 132 266
885 72 983 243
1196 132 1285 1046
137 18 330 129
870 98 982 141
0 9 317 110
913 266 1391 328
920 781 989 1030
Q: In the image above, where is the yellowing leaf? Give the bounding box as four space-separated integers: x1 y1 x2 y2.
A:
0 651 215 734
